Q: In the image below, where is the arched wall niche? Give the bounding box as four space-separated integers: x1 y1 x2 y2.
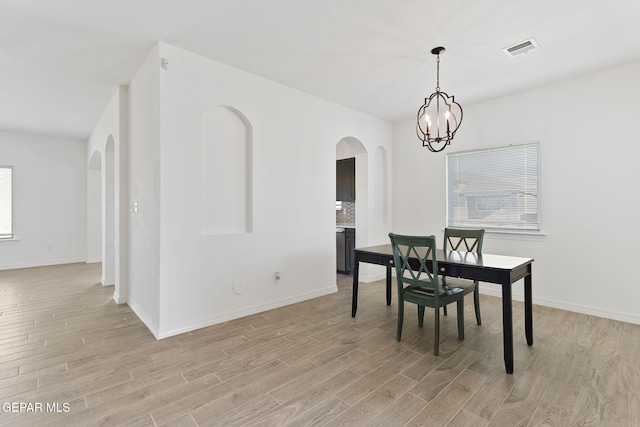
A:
201 105 253 235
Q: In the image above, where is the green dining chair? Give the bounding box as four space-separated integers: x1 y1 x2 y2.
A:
442 227 485 325
389 233 465 356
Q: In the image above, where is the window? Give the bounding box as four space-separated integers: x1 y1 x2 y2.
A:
446 143 540 232
0 166 13 239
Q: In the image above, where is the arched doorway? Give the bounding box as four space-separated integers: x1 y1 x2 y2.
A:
87 151 102 264
336 137 368 264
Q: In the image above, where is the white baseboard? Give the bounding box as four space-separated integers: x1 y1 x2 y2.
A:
127 298 161 339
350 278 640 326
479 283 640 326
0 258 85 271
358 272 386 283
531 297 640 325
101 277 115 286
155 285 338 340
112 291 127 305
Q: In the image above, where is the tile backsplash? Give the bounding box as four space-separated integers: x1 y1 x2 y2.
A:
336 201 355 225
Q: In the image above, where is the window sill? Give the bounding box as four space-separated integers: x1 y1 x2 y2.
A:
443 228 546 240
483 230 547 243
0 237 19 243
485 229 546 236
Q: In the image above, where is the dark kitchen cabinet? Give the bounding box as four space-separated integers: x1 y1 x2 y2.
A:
336 230 346 272
336 158 355 201
345 228 355 274
337 227 356 275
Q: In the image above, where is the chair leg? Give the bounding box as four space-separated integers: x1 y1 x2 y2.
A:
443 305 448 316
417 305 425 327
433 307 440 356
456 300 465 340
396 300 404 342
474 286 482 325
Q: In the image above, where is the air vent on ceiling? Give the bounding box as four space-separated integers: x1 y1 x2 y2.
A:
503 38 539 57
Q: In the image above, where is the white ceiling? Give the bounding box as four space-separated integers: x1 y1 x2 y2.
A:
2 0 640 140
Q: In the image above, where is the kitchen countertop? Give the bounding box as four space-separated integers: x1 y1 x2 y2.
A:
336 225 356 229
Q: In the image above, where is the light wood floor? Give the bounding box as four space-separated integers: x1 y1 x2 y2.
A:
0 263 638 426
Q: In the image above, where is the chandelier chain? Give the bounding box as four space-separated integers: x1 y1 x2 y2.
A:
436 54 440 92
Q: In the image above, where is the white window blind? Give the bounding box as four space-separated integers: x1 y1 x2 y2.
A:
0 166 13 239
446 143 540 232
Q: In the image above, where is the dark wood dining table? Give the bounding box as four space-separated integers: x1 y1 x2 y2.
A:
351 244 534 374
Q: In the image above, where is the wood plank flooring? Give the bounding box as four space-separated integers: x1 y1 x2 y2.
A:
0 263 638 426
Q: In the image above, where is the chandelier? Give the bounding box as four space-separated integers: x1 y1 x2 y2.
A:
416 47 463 152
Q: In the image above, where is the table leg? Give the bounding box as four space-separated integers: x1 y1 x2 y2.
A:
501 282 514 374
351 255 360 317
525 269 533 346
386 266 392 306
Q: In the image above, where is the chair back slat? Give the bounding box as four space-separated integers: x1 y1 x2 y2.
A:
444 228 485 254
389 233 439 299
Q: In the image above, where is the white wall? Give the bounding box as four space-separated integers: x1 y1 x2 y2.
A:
124 42 392 338
127 45 162 334
0 130 86 270
392 60 640 324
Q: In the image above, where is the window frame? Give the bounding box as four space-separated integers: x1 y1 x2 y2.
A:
0 165 14 240
445 142 541 234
